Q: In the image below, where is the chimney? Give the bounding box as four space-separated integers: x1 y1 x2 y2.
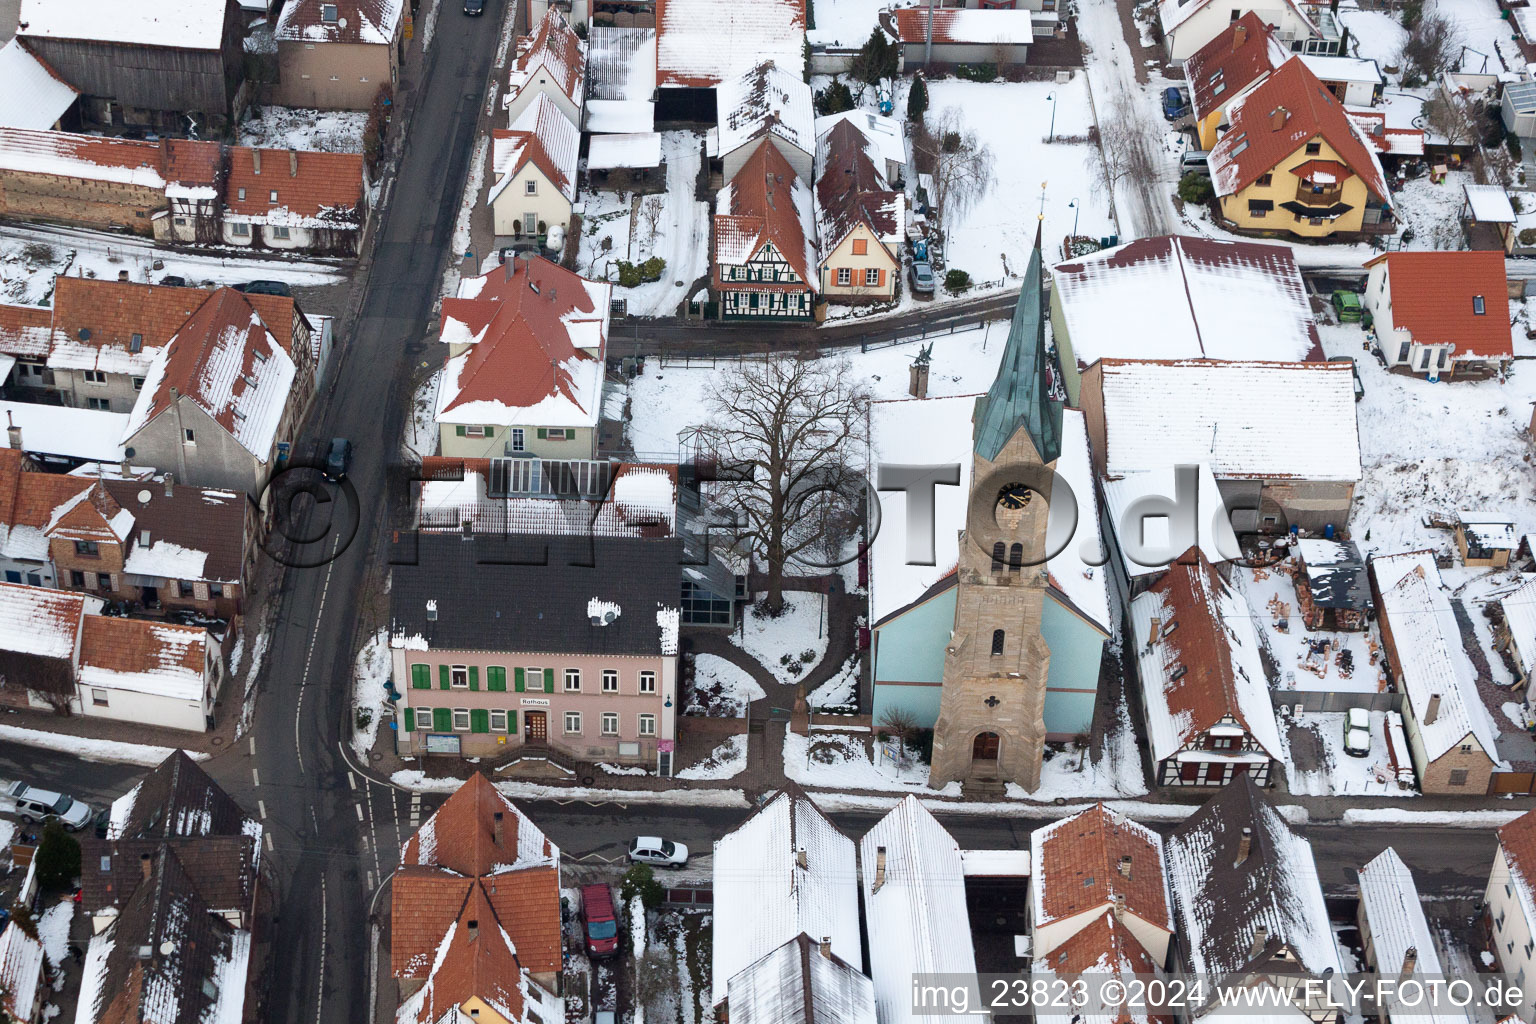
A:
1269 106 1290 130
1233 21 1246 48
818 936 832 960
1112 893 1127 919
796 847 808 870
1401 946 1417 979
1235 826 1253 867
139 852 153 882
289 149 299 177
1118 854 1133 879
163 472 174 498
908 361 929 399
493 811 504 846
252 149 262 175
467 919 479 942
1148 616 1162 642
1425 693 1441 724
6 411 19 451
1250 925 1268 958
874 846 887 893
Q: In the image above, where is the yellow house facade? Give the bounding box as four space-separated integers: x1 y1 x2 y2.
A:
819 221 899 302
1218 136 1377 237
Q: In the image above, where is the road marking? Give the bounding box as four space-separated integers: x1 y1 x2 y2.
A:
367 869 375 890
555 799 627 809
347 771 357 791
257 800 267 819
251 768 260 787
354 804 364 821
313 873 328 1024
569 852 625 864
264 833 274 854
248 736 256 757
294 532 343 775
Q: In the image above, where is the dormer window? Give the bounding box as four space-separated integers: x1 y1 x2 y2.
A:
321 3 338 21
1474 295 1486 315
1162 620 1178 637
1170 664 1188 681
237 187 246 201
130 333 142 353
269 190 279 204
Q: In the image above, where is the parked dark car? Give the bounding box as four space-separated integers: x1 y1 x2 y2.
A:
235 280 292 297
324 437 353 481
465 0 484 14
581 884 619 958
159 275 188 288
1162 86 1191 120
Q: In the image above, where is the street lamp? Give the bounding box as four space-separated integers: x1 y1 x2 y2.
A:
1068 198 1081 240
1046 91 1058 142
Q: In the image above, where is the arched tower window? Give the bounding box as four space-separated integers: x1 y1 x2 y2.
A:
991 542 1005 572
1009 542 1023 572
991 629 1005 656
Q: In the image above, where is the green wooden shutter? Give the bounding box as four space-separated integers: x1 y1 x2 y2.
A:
484 426 496 437
403 708 415 731
471 709 490 734
432 708 452 731
507 710 517 733
411 665 431 689
543 668 555 693
488 667 506 692
455 425 467 436
468 667 479 691
514 668 525 692
438 665 450 690
537 428 548 439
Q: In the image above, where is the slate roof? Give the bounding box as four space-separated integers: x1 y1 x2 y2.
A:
389 532 683 656
1363 251 1514 360
1164 777 1341 978
726 934 876 1024
274 0 405 45
1030 804 1170 937
814 120 903 264
101 478 248 584
1294 538 1371 612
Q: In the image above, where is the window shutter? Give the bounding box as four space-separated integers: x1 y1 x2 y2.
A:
543 668 555 692
514 668 525 692
455 425 467 436
433 708 452 731
537 428 548 439
488 667 506 691
403 708 415 731
484 426 495 436
507 710 517 733
193 581 209 601
471 709 490 734
411 665 431 689
877 268 885 287
439 665 450 689
468 666 479 691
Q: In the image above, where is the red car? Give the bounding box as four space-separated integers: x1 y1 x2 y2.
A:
581 884 619 958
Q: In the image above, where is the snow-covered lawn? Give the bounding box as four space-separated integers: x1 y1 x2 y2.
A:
675 734 748 780
1278 710 1417 797
238 107 367 153
784 730 956 792
684 653 765 717
0 724 207 766
402 370 441 458
36 900 72 970
731 593 829 684
808 656 859 709
350 628 390 759
1013 691 1150 801
0 223 346 307
1234 565 1387 694
927 78 1115 281
625 318 1010 455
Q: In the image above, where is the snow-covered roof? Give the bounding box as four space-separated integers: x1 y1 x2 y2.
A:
78 616 209 702
814 111 904 173
16 0 230 49
587 131 662 169
1030 804 1170 940
1357 848 1445 976
508 7 586 108
0 127 172 189
959 849 1030 876
711 788 861 1008
1502 576 1536 678
274 0 405 45
654 0 806 88
0 400 127 462
1159 0 1317 43
717 61 814 159
1165 778 1342 978
891 8 1037 44
0 580 100 660
1100 465 1241 581
713 141 819 293
1461 510 1518 550
586 26 656 101
1050 409 1111 631
0 908 45 1023
585 99 655 134
0 39 77 131
1372 552 1504 764
1299 53 1383 84
1131 553 1284 764
488 93 579 205
1464 183 1518 222
1052 236 1321 370
726 935 876 1024
1091 359 1361 482
1032 912 1169 1024
860 797 984 1024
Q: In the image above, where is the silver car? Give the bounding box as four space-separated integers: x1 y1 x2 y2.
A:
9 781 92 830
628 836 688 868
1343 708 1371 757
909 261 936 296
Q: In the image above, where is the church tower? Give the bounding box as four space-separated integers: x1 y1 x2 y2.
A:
929 229 1063 794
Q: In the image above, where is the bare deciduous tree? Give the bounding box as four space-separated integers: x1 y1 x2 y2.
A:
1399 11 1461 84
700 355 871 614
1088 97 1161 225
912 108 995 228
879 706 921 752
1423 92 1478 150
638 195 664 245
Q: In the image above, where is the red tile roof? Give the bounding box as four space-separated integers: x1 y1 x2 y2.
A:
0 128 219 186
273 0 405 44
1185 13 1287 124
46 479 128 543
1209 57 1389 202
1500 809 1536 904
891 7 1036 44
400 773 556 876
514 7 585 105
1039 913 1173 1024
1362 250 1514 359
224 147 364 219
79 615 207 680
654 0 806 88
713 141 816 292
490 92 579 202
1035 804 1170 930
0 301 52 358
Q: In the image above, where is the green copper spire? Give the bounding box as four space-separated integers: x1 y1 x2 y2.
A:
972 227 1061 464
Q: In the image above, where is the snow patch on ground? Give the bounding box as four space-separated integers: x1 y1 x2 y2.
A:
731 594 829 684
36 901 71 968
675 733 748 780
1235 564 1387 694
390 770 751 805
1278 711 1417 798
685 654 765 717
1340 807 1528 827
0 725 208 766
237 107 367 152
1013 690 1150 801
784 730 959 793
350 628 391 759
442 135 492 298
807 656 859 708
402 370 442 458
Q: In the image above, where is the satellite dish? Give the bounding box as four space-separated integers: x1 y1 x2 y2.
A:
137 489 152 504
77 328 91 341
338 15 347 27
124 447 136 458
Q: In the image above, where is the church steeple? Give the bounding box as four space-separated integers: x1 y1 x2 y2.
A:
972 227 1061 465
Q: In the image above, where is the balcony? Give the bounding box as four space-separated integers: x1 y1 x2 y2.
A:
1294 181 1344 206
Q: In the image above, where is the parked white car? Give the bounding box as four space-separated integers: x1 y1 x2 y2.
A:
628 836 688 868
8 781 92 830
1343 708 1372 758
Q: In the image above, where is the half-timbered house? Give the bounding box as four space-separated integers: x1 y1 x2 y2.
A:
712 141 817 320
1132 548 1283 787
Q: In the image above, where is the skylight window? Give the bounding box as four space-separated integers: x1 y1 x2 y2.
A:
1473 295 1486 315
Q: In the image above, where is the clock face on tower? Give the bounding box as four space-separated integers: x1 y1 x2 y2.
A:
996 483 1032 510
